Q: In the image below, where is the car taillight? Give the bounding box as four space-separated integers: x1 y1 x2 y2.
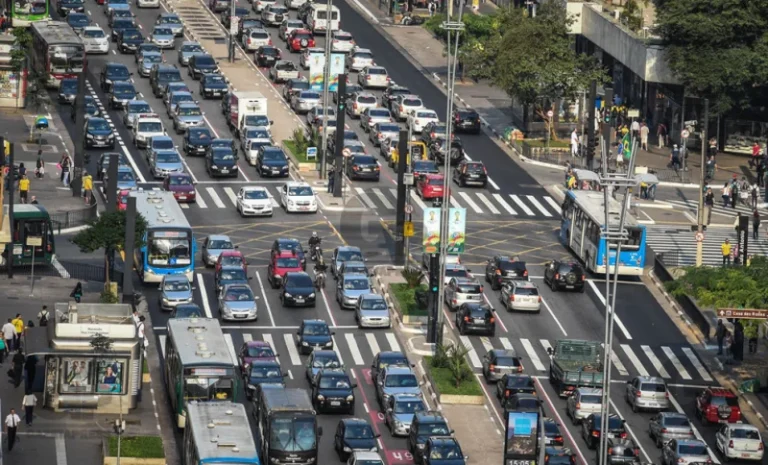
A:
538 296 542 303
729 440 734 449
495 269 501 275
517 366 522 373
489 317 495 323
569 457 575 465
581 275 586 281
352 165 359 171
463 316 470 322
452 299 457 304
489 364 495 371
386 76 391 81
554 273 560 280
661 428 668 434
400 105 404 112
509 295 515 302
591 431 599 437
366 75 371 80
759 442 764 451
575 402 581 409
636 390 642 397
677 459 685 463
620 432 627 439
247 38 252 44
665 392 669 398
523 270 528 277
268 39 273 45
505 389 510 397
483 167 487 174
634 449 639 456
354 103 358 109
375 165 380 171
555 436 562 443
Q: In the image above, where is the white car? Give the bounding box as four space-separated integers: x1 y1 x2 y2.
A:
81 26 109 54
237 186 274 217
132 115 165 148
262 4 288 26
279 19 304 41
253 0 275 12
346 47 374 72
392 94 424 121
243 28 272 51
500 281 541 312
284 0 306 8
358 66 390 89
444 277 483 311
331 30 355 53
347 92 378 119
300 47 324 69
280 182 318 213
716 424 764 462
137 0 160 7
407 109 439 134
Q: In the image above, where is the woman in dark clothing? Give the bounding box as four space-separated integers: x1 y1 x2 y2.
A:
11 349 24 388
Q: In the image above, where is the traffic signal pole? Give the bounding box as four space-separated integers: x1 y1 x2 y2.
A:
587 80 597 170
426 253 440 343
395 133 408 266
332 76 347 198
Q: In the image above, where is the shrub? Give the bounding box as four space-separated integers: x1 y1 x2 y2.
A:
401 268 424 288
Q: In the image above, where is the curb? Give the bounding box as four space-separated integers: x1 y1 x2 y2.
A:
373 266 428 335
416 359 442 411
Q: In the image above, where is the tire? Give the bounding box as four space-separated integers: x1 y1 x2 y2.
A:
550 280 557 292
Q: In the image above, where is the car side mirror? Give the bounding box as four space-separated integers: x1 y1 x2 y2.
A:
626 380 632 384
235 245 239 249
331 331 336 335
386 408 393 413
296 331 301 335
247 384 256 392
466 269 471 273
352 383 358 388
270 120 274 125
283 372 289 377
249 277 253 280
192 286 197 290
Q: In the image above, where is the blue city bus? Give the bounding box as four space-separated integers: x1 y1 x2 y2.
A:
559 190 646 276
183 402 259 465
131 190 195 283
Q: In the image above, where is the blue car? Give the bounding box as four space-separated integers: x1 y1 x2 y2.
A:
336 273 373 309
84 117 115 149
172 102 205 134
138 51 162 77
115 166 138 190
331 246 365 279
305 350 342 382
311 368 357 414
134 43 161 63
56 0 84 15
117 28 145 54
110 17 136 41
67 13 90 33
149 149 184 179
178 41 203 66
297 319 334 355
108 80 137 109
183 127 213 156
145 135 175 161
199 74 227 99
150 25 175 49
156 13 184 37
58 78 78 104
188 54 218 80
105 0 131 14
255 145 289 178
245 360 285 399
100 62 131 92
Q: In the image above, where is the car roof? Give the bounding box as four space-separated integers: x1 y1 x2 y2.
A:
512 281 537 289
360 293 384 300
208 234 231 241
635 376 666 384
676 439 707 446
342 273 368 280
250 359 280 367
341 417 369 426
302 319 327 326
285 181 311 187
178 102 200 108
181 41 201 46
728 423 759 431
242 186 268 192
351 452 381 461
384 366 414 376
337 246 362 252
311 350 337 358
222 283 251 291
452 277 476 284
276 238 300 245
427 437 458 446
276 250 298 258
708 387 736 397
163 274 189 282
491 349 517 358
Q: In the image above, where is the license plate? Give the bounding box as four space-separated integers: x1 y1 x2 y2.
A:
646 402 659 407
295 298 304 302
178 196 187 200
565 285 574 289
272 170 280 173
469 174 478 178
330 401 340 406
235 314 247 318
742 454 752 458
220 169 229 173
300 207 309 210
475 319 485 324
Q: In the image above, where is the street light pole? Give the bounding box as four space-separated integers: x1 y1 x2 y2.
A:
695 98 709 267
319 0 333 181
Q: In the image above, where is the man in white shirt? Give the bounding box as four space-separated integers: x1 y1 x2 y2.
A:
132 309 140 326
22 391 37 426
570 129 579 157
4 408 20 450
2 319 15 355
137 316 148 348
630 119 640 139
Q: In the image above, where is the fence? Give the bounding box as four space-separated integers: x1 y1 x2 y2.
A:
653 254 711 340
0 260 124 285
49 193 98 231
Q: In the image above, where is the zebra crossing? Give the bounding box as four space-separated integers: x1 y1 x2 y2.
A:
664 195 768 219
136 184 281 210
646 226 768 266
156 329 715 384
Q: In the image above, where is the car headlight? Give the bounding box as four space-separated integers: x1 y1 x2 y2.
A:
284 293 292 298
317 394 325 401
343 447 351 453
346 395 354 402
370 447 378 452
288 200 294 206
161 297 169 302
302 341 308 346
274 274 281 279
108 134 115 139
211 164 218 169
308 293 315 298
417 444 425 450
233 165 239 170
86 134 94 139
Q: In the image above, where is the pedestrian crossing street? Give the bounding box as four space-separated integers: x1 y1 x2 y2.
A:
646 226 768 266
156 329 715 384
664 195 768 219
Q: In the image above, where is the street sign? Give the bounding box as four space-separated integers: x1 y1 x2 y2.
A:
681 129 690 139
695 232 704 242
26 236 42 247
546 110 554 118
405 204 414 214
342 148 352 158
306 146 318 161
404 221 414 237
716 308 768 320
230 16 239 36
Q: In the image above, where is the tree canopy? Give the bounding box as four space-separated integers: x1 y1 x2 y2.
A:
72 210 147 255
666 257 768 309
655 0 768 115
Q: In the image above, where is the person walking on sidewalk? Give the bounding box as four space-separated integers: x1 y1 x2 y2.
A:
2 319 14 354
656 122 667 148
82 171 93 205
11 349 24 388
327 170 335 194
23 354 36 392
670 145 681 171
752 183 760 210
716 319 726 355
640 122 649 151
35 150 44 178
18 174 30 204
37 306 49 327
721 239 732 266
11 314 24 350
630 119 640 140
758 160 766 188
22 390 37 426
570 128 579 157
706 155 717 181
705 188 715 225
722 182 731 208
753 210 761 240
5 408 20 451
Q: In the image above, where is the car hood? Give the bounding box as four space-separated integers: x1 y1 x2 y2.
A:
262 159 288 167
221 300 257 311
163 290 192 300
241 197 270 206
343 438 377 450
156 162 183 169
383 386 421 397
250 375 284 386
317 387 353 398
211 158 236 167
219 278 248 288
123 36 144 43
203 81 228 89
302 335 331 345
360 309 389 319
392 412 417 425
342 288 370 299
286 286 315 296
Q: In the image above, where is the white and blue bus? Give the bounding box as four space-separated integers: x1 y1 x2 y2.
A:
132 190 195 283
559 190 646 276
183 401 259 465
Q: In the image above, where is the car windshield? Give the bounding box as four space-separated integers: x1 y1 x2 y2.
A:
243 190 268 200
343 264 366 275
277 257 300 268
263 151 286 162
395 400 425 414
731 428 761 440
465 163 484 172
261 47 280 56
361 298 386 310
288 186 313 196
338 250 363 262
175 306 201 317
67 16 87 28
710 396 739 407
159 15 181 24
189 130 211 141
156 152 180 163
244 115 270 127
61 81 77 92
445 268 468 278
303 324 329 336
89 120 110 131
209 240 234 250
457 283 481 293
291 81 310 90
212 151 235 162
354 157 376 165
418 423 450 436
247 129 270 139
506 376 533 388
252 31 269 39
211 140 233 148
179 106 202 116
117 171 135 182
428 178 443 186
113 19 133 28
640 383 666 393
224 287 254 301
195 56 215 65
355 51 373 59
547 455 571 465
220 255 244 267
250 365 281 380
385 374 417 388
580 395 601 404
344 278 369 291
413 162 436 171
416 112 435 118
319 374 350 389
345 424 374 439
169 176 192 186
277 241 300 252
287 274 313 288
370 109 390 118
143 55 162 64
678 444 708 455
164 280 190 292
379 355 409 370
663 416 689 427
368 68 386 75
300 92 320 100
220 269 246 281
154 27 173 35
294 31 312 39
205 75 226 84
430 443 461 460
403 98 421 106
113 83 134 93
513 286 538 296
123 30 141 40
181 44 203 53
83 29 105 38
247 346 273 357
159 71 181 81
311 354 340 368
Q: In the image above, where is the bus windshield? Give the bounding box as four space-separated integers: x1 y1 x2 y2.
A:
270 415 317 452
49 46 85 73
16 0 47 14
148 230 192 268
183 373 233 402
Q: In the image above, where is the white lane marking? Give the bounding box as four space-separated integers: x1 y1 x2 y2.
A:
224 333 238 365
366 333 381 357
320 288 338 327
610 351 629 376
662 346 692 380
499 337 513 350
475 193 500 215
587 280 633 340
159 334 166 357
385 333 400 352
355 187 377 209
641 345 670 378
458 192 483 214
682 347 713 381
349 0 380 24
372 188 393 209
480 337 494 354
460 335 482 368
195 189 208 208
526 195 552 217
540 339 552 355
263 334 280 365
223 187 238 206
487 177 500 190
346 333 364 365
181 203 189 209
243 333 252 342
544 196 561 212
621 344 649 376
55 430 68 465
510 195 535 215
409 190 427 210
449 195 461 209
332 335 345 366
540 297 567 336
206 187 226 208
608 399 652 464
196 272 212 318
520 339 545 371
283 333 302 365
268 188 280 208
493 194 517 215
255 271 275 327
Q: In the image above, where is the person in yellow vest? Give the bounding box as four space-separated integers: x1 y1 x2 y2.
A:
566 174 576 190
17 175 30 204
10 314 24 351
82 171 93 205
721 239 731 267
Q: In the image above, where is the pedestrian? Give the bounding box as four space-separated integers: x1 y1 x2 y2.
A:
656 122 667 148
731 179 739 209
11 349 24 388
11 314 24 351
758 161 766 188
82 170 93 205
35 150 44 179
639 122 649 151
18 174 29 204
60 155 70 187
716 319 726 355
745 320 759 354
670 145 681 170
427 0 436 15
705 155 717 180
2 319 14 354
21 390 37 426
132 308 140 326
754 210 761 240
630 119 640 140
647 181 657 201
724 332 734 363
722 182 731 208
327 170 335 193
705 188 714 225
752 183 760 210
721 239 732 266
37 306 49 327
570 128 579 157
23 354 36 392
5 408 20 450
137 316 148 349
750 142 762 169
734 321 745 361
30 196 38 205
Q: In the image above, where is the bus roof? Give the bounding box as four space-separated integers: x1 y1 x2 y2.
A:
31 21 83 46
261 387 314 413
566 190 640 228
166 318 234 367
130 190 191 230
12 204 49 219
186 402 259 461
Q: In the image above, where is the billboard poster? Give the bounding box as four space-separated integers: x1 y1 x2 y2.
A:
504 411 538 465
447 208 466 254
329 53 345 92
309 52 325 91
422 207 440 254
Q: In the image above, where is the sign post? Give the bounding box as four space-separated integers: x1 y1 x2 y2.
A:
716 308 768 320
680 129 689 171
26 236 42 296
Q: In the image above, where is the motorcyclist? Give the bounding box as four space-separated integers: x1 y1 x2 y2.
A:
308 232 322 260
313 256 328 288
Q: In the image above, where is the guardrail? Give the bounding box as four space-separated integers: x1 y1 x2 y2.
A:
50 193 98 231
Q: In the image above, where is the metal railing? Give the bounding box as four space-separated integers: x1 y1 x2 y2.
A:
49 193 98 231
0 260 124 284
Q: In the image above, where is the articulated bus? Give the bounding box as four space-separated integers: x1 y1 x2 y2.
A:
30 21 84 88
559 190 647 276
165 318 239 429
6 0 49 27
2 204 56 266
183 402 260 465
131 190 195 284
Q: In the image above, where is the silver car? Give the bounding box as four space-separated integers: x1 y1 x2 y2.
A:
218 284 258 321
384 394 426 437
284 0 306 9
331 30 355 53
202 234 236 266
307 106 337 126
355 294 390 328
500 281 541 312
243 28 271 51
261 4 288 26
444 277 482 311
138 52 163 77
625 376 670 412
360 108 393 132
379 137 399 160
336 273 373 310
375 367 421 408
305 350 343 382
291 90 322 114
158 274 195 310
279 19 304 40
150 26 175 49
166 90 195 117
122 100 152 128
661 439 710 465
358 65 390 89
347 92 378 119
649 412 695 448
369 122 399 147
172 102 205 134
566 387 603 424
178 41 204 66
156 13 184 37
346 47 374 72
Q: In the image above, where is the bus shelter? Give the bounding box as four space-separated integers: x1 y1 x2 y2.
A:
26 302 143 414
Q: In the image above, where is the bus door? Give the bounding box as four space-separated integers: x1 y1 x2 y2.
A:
11 218 51 262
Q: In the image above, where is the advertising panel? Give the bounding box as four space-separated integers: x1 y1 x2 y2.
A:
309 52 325 91
504 411 539 465
328 53 345 92
447 208 466 254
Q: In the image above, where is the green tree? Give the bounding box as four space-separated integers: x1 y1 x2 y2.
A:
11 27 50 111
655 0 768 115
72 211 148 286
666 257 768 309
463 2 606 139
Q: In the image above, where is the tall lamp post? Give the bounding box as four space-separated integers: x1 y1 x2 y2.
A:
695 99 709 267
319 0 333 181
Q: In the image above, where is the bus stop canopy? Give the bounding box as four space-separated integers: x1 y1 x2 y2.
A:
574 169 600 182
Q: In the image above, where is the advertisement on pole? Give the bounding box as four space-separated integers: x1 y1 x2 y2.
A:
309 52 325 91
329 53 345 92
422 208 440 254
447 208 466 254
504 411 539 465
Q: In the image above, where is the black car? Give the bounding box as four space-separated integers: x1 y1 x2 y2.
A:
110 17 137 41
423 437 466 465
452 108 481 134
97 152 129 180
311 369 356 414
408 412 453 465
452 161 488 188
84 117 115 149
188 54 218 80
346 155 380 181
495 373 534 401
183 127 213 156
255 45 281 67
58 78 78 104
544 447 576 465
283 78 310 101
280 271 316 307
455 303 495 336
221 7 250 28
430 138 464 165
206 147 239 177
100 62 131 92
597 438 641 465
543 419 564 447
107 81 137 109
244 360 286 399
297 319 334 355
333 83 363 104
381 85 411 110
256 146 289 178
581 413 627 449
543 260 586 293
420 122 447 146
502 393 543 415
72 95 99 121
67 12 90 33
485 255 528 290
370 351 411 381
208 138 238 155
237 18 265 40
117 28 145 54
170 303 203 318
56 0 85 16
108 9 133 27
199 74 228 99
411 160 439 178
334 418 379 461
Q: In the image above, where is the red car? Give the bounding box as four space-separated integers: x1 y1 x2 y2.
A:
215 250 248 275
695 388 741 424
417 173 447 200
287 29 315 52
267 250 303 288
163 172 196 203
238 340 277 371
117 189 131 211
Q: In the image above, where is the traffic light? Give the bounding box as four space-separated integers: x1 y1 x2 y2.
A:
429 254 440 293
84 152 91 166
586 134 597 161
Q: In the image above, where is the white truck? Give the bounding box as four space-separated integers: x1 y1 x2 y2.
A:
227 91 269 137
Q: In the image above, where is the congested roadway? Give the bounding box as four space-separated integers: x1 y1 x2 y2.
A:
45 0 767 462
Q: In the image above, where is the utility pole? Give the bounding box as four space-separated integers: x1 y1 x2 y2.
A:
332 76 347 198
695 98 709 267
72 69 86 197
395 134 408 266
228 0 236 62
319 0 333 181
107 154 118 213
6 142 14 279
122 195 136 304
587 80 597 170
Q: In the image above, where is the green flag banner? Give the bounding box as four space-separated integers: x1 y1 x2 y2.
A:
622 133 632 161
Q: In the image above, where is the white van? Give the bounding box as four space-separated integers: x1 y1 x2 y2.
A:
307 3 340 32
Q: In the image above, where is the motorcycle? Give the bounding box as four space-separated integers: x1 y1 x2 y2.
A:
314 268 326 289
312 246 324 263
399 13 425 25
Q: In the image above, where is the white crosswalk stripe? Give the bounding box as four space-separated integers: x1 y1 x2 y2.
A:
459 192 483 214
195 189 208 208
355 187 377 209
499 337 514 350
408 190 427 210
385 333 400 352
646 226 768 267
224 334 238 364
493 194 517 215
460 335 482 368
520 338 545 371
621 344 649 377
476 193 500 215
366 333 381 357
206 187 227 208
510 195 535 215
372 188 393 209
263 334 280 365
283 333 302 366
332 336 345 366
480 337 494 354
610 351 629 376
223 187 238 206
243 333 252 342
449 195 461 209
544 196 561 212
682 347 712 381
540 339 552 354
345 333 364 365
662 346 691 380
526 195 552 217
641 345 670 378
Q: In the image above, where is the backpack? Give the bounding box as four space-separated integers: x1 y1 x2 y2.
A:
39 311 48 327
